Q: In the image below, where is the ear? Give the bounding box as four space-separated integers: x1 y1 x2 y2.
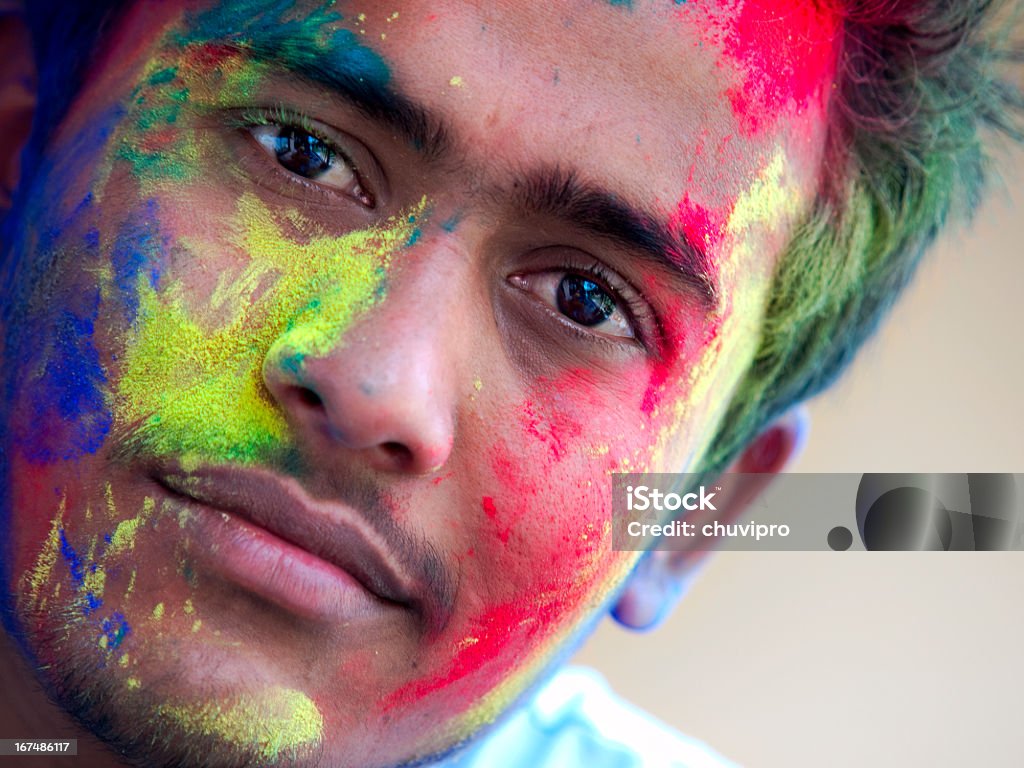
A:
611 406 810 631
0 5 36 212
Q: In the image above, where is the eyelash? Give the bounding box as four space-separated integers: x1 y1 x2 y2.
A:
544 257 659 352
230 105 373 207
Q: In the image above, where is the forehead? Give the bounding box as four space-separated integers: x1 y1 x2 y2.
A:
100 0 838 213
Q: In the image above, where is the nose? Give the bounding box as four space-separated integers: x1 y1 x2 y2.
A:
262 246 464 476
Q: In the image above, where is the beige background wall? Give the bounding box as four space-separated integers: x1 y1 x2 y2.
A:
573 146 1024 767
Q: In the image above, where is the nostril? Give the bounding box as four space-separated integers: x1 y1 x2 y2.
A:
381 441 414 466
296 388 324 409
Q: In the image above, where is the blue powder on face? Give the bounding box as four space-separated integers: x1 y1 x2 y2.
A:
111 199 165 323
18 283 112 464
441 213 463 233
180 0 391 89
59 529 86 587
101 613 131 649
4 107 128 465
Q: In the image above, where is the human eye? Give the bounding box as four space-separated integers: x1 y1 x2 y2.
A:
241 106 376 208
510 260 653 344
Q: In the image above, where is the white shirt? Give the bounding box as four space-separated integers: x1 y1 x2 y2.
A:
443 667 739 768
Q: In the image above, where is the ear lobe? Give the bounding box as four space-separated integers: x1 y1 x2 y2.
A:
0 7 36 211
611 406 810 631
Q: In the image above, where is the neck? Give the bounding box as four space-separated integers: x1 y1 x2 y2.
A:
0 628 129 767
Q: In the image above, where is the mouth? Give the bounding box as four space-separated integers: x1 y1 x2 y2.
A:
150 463 421 622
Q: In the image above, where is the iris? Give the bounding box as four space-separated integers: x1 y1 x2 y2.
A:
556 275 615 326
271 127 335 179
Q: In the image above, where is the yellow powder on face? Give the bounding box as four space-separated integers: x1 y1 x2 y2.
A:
127 677 141 689
725 150 801 237
158 688 323 761
647 147 802 472
112 193 425 465
152 602 165 620
19 500 65 612
104 482 117 520
184 598 195 615
449 75 464 87
73 495 156 606
108 517 141 555
83 565 106 602
192 620 202 633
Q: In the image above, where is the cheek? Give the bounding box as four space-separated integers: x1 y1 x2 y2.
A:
94 174 427 466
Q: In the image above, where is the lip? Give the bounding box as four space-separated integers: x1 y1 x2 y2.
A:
151 463 418 622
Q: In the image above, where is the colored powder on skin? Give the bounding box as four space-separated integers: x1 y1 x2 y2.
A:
112 43 265 192
21 490 158 650
59 529 86 588
518 389 588 462
104 482 118 520
100 612 132 650
108 200 165 323
19 501 65 613
388 541 626 736
82 553 107 606
178 0 391 92
112 192 425 464
668 192 727 257
108 515 142 555
158 687 323 761
724 0 839 134
20 281 112 463
676 1 839 135
726 150 799 236
440 212 463 233
647 148 801 471
480 497 509 543
152 602 165 620
78 495 156 610
117 59 201 188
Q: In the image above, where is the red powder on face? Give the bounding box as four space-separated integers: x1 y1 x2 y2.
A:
381 593 562 712
189 42 243 71
728 0 840 133
679 0 841 135
481 496 510 543
668 193 728 257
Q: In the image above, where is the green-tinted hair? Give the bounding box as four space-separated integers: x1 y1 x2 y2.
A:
701 0 1024 475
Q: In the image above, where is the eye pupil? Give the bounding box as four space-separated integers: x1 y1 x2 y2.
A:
273 128 334 178
556 275 616 326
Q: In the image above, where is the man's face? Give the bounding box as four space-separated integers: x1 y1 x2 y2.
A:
2 1 836 765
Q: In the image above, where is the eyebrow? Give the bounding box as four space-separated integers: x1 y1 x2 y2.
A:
218 40 717 308
215 40 452 162
508 168 718 309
